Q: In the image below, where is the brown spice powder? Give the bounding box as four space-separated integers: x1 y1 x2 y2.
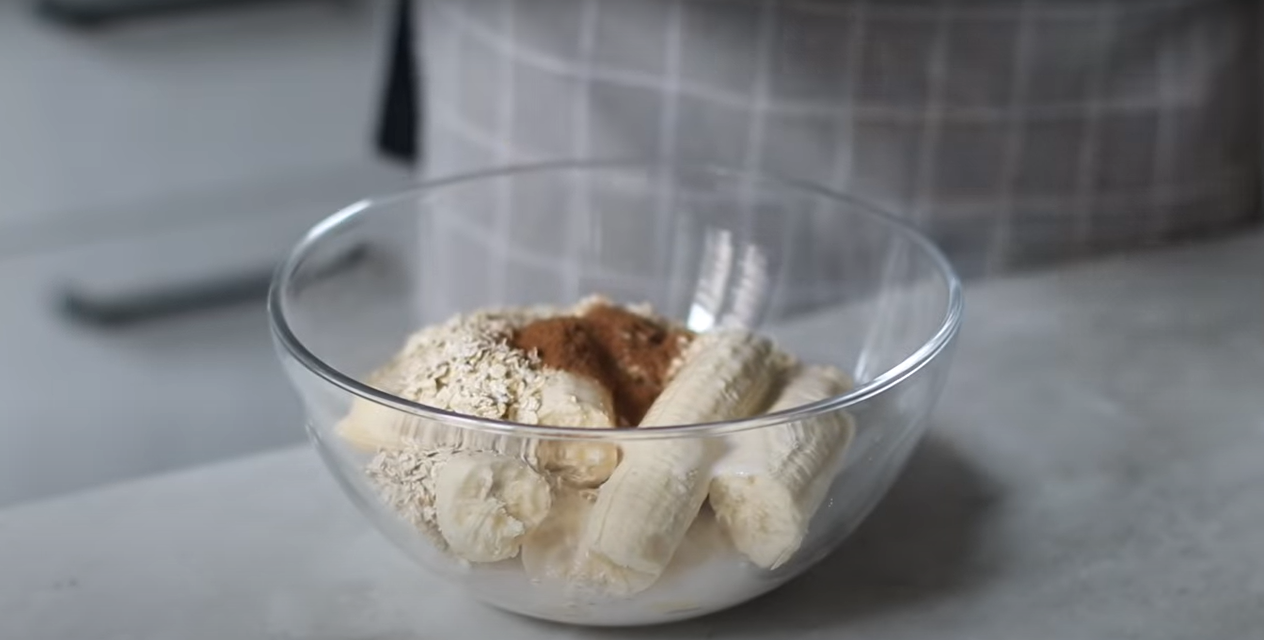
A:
511 304 691 426
512 316 618 402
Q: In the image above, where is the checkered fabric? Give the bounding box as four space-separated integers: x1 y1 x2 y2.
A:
413 0 1261 279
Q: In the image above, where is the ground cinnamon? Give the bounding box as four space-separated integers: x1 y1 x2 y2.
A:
511 304 691 426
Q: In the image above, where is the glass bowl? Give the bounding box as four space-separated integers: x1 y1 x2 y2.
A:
269 161 962 626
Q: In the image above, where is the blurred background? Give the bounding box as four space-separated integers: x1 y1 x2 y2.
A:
2 0 1260 510
0 0 412 506
0 3 1260 636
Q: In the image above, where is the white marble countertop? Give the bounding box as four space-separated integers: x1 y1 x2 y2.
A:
3 233 1263 639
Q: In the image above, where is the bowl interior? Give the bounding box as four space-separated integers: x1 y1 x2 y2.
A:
274 163 959 407
269 163 963 624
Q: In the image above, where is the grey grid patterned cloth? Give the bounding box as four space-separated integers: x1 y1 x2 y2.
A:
413 0 1261 278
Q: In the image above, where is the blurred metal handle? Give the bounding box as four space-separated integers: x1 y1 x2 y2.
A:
35 0 352 27
58 243 368 327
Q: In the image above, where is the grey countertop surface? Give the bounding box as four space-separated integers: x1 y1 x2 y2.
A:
3 233 1263 639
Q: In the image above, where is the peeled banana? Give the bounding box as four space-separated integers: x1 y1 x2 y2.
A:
531 370 621 487
708 364 855 569
433 451 552 562
574 330 779 595
535 369 616 429
520 487 596 581
339 369 619 486
337 398 430 452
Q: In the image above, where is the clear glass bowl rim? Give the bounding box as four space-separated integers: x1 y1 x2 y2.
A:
267 159 964 440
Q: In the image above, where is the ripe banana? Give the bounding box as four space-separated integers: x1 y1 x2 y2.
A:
574 330 779 595
339 369 619 486
531 370 621 487
433 450 552 562
535 368 615 428
520 487 596 581
336 397 430 451
708 364 855 569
